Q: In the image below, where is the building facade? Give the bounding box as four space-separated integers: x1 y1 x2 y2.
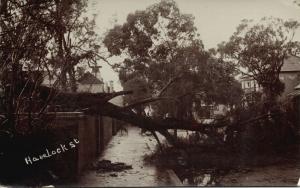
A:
279 55 300 99
239 55 300 104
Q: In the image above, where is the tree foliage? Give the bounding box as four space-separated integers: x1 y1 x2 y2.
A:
219 17 300 106
104 0 242 120
0 0 101 134
0 0 101 91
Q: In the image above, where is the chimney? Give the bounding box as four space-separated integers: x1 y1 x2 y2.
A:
109 81 114 92
104 82 109 93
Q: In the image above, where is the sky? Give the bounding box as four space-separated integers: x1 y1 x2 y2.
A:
86 0 300 91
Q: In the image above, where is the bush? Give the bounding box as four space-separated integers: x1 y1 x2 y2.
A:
225 99 298 154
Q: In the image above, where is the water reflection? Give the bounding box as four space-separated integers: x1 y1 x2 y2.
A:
182 172 216 186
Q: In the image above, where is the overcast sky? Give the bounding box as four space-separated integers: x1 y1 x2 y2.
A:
87 0 300 91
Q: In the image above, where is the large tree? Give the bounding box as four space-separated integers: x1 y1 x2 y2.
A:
0 0 102 134
104 0 241 122
219 17 300 110
43 0 102 92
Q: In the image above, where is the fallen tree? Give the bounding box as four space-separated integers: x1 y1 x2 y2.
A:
47 87 227 146
62 88 300 151
0 79 299 186
2 79 298 150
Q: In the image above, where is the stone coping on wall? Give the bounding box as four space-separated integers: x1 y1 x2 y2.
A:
49 112 86 119
12 112 86 119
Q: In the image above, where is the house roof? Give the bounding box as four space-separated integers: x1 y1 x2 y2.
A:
78 72 103 85
281 55 300 72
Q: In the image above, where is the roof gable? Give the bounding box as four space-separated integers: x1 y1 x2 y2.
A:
78 72 103 85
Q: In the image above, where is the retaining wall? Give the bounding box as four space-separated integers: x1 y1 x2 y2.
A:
49 112 122 178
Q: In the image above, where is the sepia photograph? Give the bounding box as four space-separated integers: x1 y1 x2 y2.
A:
0 0 300 186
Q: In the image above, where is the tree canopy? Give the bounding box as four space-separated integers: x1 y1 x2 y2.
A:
104 0 242 120
0 0 102 92
219 17 300 106
0 0 102 134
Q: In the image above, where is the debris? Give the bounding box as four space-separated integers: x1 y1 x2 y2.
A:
145 132 152 136
109 173 118 177
92 160 133 173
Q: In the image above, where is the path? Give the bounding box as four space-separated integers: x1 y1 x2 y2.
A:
74 126 181 187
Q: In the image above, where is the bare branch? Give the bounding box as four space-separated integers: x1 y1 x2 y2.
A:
156 75 182 97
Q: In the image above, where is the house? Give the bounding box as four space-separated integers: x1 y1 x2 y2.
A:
77 64 107 93
240 76 262 94
240 75 263 105
77 71 104 93
239 55 300 104
42 66 115 94
279 55 300 99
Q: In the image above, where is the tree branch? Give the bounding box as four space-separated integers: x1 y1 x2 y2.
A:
123 97 179 110
156 75 182 97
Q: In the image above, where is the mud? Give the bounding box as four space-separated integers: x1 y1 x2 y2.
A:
91 160 133 173
76 126 179 186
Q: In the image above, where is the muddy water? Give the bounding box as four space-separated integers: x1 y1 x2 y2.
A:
219 160 300 186
182 172 215 186
170 131 300 186
76 127 299 186
178 161 300 186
